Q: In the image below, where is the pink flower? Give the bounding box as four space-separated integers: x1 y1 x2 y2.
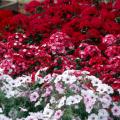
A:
54 110 63 119
102 34 117 46
29 91 39 102
111 106 120 117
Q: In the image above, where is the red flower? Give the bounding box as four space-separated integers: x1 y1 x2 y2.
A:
113 0 120 10
25 0 41 13
0 10 13 21
91 17 103 28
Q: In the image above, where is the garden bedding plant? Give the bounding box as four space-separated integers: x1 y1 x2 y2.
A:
0 69 120 120
0 0 120 119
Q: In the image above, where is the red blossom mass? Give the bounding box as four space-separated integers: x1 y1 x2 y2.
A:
0 0 120 93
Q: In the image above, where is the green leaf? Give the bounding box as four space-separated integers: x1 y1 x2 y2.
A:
62 107 73 120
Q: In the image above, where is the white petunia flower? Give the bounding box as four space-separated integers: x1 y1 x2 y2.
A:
57 96 66 108
43 107 54 118
74 95 82 103
25 115 38 120
87 113 98 120
0 114 12 120
96 84 107 94
54 75 62 83
62 75 76 84
66 96 76 105
29 112 44 119
90 77 102 87
98 109 109 117
106 86 113 94
99 94 112 108
50 97 56 104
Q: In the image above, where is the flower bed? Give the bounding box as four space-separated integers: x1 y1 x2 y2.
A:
0 69 120 120
0 0 120 119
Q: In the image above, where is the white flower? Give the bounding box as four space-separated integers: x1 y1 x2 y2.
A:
111 106 120 117
8 80 21 87
62 75 76 84
43 74 52 82
25 115 38 120
43 107 54 118
90 77 102 87
99 94 112 108
54 75 62 83
15 77 26 84
57 96 66 108
87 113 98 120
106 86 113 94
29 92 39 102
29 112 44 119
98 116 108 120
96 84 107 94
66 95 81 105
0 114 12 120
50 97 56 104
53 110 63 119
0 68 4 74
24 76 32 83
81 90 94 97
98 109 109 117
74 95 82 104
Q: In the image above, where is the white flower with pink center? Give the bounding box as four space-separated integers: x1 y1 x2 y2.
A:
53 110 63 120
111 106 120 117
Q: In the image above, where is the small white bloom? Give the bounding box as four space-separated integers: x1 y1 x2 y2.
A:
99 94 112 108
54 75 62 83
57 96 66 108
50 97 56 104
0 114 12 120
91 78 102 87
62 75 76 84
8 80 21 87
74 95 82 104
43 107 54 118
25 115 38 120
29 112 44 119
98 109 109 117
66 96 76 105
29 92 39 102
106 86 113 94
87 113 98 120
96 84 107 94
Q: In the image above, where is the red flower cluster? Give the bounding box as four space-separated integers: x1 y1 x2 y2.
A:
0 0 119 89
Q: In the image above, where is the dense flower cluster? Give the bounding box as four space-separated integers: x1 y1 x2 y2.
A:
0 0 120 91
0 0 120 119
0 69 120 120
